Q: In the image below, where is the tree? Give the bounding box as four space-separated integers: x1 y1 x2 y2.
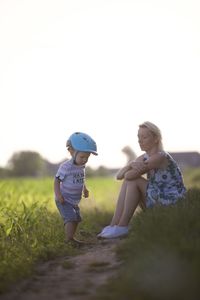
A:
121 146 137 163
0 167 11 178
8 151 45 177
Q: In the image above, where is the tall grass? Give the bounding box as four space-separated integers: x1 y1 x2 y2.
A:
0 177 119 293
183 167 200 188
0 168 199 297
94 186 200 300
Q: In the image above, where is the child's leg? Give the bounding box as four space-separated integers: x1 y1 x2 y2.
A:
64 222 87 246
64 222 78 241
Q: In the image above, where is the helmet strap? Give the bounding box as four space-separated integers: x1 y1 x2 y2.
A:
73 151 79 165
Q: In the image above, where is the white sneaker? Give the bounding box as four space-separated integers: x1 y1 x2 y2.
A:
97 225 113 238
102 225 129 239
100 225 117 238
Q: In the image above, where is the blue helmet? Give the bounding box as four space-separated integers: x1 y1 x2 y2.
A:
66 132 98 155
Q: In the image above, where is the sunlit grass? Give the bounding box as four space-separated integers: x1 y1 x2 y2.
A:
94 187 200 300
0 177 119 293
183 167 200 188
0 169 199 297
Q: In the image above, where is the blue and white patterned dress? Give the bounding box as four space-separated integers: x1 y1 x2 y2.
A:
146 151 186 208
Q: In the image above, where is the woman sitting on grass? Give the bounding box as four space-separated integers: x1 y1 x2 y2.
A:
98 121 186 239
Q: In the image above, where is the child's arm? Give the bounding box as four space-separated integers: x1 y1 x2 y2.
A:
83 184 89 198
54 177 65 204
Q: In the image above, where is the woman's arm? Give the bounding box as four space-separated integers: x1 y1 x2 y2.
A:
116 164 132 180
124 152 167 180
116 155 145 180
124 161 148 180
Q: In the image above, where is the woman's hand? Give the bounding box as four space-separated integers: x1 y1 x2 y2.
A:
116 170 125 180
129 161 147 173
116 165 131 180
124 161 148 180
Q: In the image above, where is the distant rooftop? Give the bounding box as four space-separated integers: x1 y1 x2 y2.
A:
169 151 200 169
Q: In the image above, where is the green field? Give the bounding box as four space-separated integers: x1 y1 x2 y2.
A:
0 170 200 299
0 177 120 293
95 170 200 300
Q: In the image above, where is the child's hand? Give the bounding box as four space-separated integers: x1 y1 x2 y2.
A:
83 187 89 198
58 196 65 204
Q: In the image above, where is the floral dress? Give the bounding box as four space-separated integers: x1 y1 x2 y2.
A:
146 151 186 208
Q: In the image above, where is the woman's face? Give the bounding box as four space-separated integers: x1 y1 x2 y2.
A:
137 127 158 152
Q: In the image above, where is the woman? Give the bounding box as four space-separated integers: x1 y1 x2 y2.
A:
98 121 186 239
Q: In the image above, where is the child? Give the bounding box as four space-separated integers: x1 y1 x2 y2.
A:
54 132 98 246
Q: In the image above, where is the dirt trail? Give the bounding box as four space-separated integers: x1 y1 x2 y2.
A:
1 239 123 300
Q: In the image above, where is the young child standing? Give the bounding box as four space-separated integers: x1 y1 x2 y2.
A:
54 132 98 246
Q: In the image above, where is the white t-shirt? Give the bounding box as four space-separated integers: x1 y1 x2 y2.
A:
55 159 85 205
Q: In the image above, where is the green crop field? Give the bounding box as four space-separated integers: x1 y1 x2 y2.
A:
0 169 200 299
0 177 120 293
95 170 200 300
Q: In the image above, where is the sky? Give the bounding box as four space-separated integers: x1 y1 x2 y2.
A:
0 0 200 169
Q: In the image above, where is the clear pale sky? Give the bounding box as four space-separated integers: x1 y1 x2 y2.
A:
0 0 199 169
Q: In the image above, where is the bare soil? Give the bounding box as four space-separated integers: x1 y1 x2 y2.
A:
1 239 123 300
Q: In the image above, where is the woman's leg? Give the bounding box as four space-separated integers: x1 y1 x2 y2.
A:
118 177 147 226
110 180 128 226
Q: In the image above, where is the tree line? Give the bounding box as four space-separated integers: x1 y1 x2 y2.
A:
0 151 120 178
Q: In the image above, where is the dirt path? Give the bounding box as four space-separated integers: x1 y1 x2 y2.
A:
1 239 123 300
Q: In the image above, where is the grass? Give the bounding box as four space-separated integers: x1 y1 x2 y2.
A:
0 177 119 293
94 188 200 300
183 167 200 188
0 169 200 298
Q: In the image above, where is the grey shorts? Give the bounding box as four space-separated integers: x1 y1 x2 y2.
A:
55 200 82 224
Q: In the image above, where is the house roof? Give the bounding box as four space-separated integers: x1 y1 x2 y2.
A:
169 151 200 168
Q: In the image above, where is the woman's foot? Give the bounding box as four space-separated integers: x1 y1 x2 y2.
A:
100 225 129 239
96 225 113 238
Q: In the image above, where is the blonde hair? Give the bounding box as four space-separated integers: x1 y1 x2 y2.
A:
139 121 163 150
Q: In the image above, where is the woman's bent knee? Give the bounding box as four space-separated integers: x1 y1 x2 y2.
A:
125 178 141 186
